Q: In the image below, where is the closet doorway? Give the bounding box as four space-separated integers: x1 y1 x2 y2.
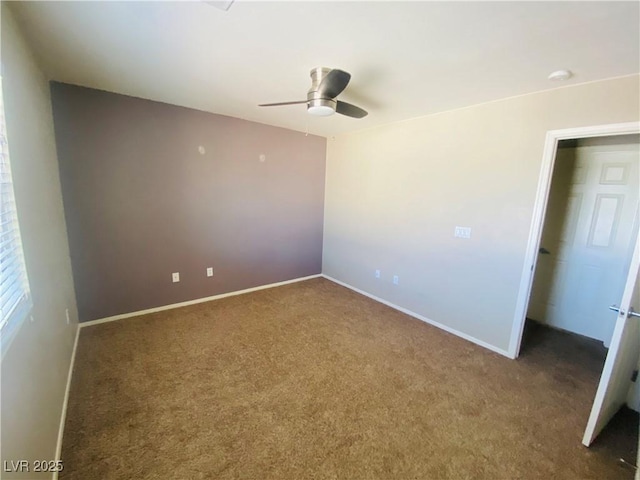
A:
527 135 639 346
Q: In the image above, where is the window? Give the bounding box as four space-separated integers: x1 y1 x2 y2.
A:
0 77 32 351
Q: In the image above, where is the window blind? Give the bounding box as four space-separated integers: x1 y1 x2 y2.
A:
0 78 31 338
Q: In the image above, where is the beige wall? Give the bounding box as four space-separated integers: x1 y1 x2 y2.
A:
1 5 78 478
323 75 640 355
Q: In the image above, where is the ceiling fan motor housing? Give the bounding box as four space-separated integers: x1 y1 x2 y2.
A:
309 67 332 91
307 67 337 115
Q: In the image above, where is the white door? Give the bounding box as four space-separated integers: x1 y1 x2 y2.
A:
528 139 639 345
582 230 640 446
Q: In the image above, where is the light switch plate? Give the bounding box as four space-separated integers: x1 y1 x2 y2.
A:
172 272 180 283
454 226 472 239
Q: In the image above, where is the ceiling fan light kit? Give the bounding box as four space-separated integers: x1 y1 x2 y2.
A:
308 99 336 116
259 67 368 119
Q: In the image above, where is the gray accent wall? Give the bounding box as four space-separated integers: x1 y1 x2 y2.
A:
50 83 326 322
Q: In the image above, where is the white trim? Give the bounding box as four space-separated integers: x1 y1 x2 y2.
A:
52 324 80 480
321 274 511 358
508 121 640 359
80 274 322 328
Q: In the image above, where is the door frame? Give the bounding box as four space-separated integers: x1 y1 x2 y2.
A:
508 121 640 359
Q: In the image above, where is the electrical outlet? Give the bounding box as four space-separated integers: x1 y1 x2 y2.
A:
172 272 180 283
65 308 70 324
207 267 214 277
393 275 399 285
375 269 381 279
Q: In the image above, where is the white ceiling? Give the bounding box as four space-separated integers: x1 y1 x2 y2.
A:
9 1 640 138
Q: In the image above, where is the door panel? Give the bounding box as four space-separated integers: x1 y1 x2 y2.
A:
583 237 640 445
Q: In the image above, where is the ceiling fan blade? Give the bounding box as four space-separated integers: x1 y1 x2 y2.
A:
258 100 308 107
317 69 351 98
336 101 368 118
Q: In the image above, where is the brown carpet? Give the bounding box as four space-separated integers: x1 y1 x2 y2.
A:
60 278 637 479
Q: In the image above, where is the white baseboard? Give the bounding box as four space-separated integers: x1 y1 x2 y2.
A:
53 324 80 480
321 274 512 359
80 274 322 328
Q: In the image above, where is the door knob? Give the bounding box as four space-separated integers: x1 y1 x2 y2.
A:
609 305 640 318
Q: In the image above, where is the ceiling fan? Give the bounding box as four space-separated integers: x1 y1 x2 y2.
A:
259 67 368 118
